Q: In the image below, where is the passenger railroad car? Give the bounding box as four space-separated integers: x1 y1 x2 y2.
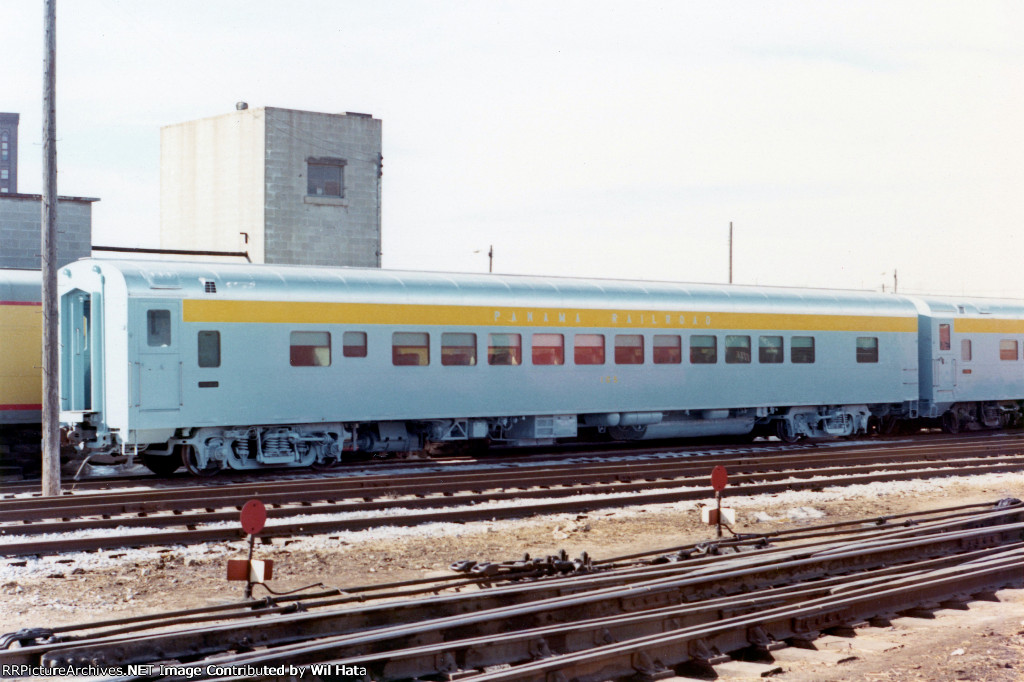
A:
59 259 931 474
0 269 42 426
0 269 43 472
913 296 1024 432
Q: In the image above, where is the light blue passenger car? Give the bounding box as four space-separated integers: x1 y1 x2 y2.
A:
912 296 1024 432
58 259 993 475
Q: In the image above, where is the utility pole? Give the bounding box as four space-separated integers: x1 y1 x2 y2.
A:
728 222 733 284
41 0 60 496
488 245 493 273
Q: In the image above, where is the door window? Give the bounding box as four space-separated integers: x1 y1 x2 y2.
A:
147 310 171 347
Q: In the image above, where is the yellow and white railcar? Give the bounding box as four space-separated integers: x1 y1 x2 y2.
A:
1 269 42 426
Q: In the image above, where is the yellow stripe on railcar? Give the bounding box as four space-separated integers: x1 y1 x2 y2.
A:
183 299 917 333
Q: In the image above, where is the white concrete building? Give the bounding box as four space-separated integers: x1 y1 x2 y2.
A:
160 106 382 267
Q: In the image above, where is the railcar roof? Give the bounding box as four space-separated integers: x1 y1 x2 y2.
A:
906 294 1024 319
66 259 928 317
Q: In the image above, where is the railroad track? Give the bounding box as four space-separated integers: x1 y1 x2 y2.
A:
4 430 1018 497
1 501 1021 680
1 435 1023 558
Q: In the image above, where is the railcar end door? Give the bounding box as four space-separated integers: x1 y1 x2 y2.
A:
137 303 182 413
933 320 956 399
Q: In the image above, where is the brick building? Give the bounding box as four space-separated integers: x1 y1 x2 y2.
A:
160 106 382 267
1 113 20 194
0 193 96 269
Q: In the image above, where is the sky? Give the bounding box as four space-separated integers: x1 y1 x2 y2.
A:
3 1 1023 297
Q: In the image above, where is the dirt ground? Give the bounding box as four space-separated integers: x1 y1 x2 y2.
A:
2 472 1023 681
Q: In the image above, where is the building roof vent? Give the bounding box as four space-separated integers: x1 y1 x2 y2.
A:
236 101 248 111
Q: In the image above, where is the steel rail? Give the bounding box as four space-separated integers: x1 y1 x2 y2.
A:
3 457 1022 557
6 502 1009 652
3 432 1019 513
442 551 1024 682
18 515 1023 669
5 453 1024 535
185 548 1024 682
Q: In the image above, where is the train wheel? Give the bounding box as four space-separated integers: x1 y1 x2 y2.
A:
775 420 800 444
941 411 960 435
141 453 181 477
180 444 218 476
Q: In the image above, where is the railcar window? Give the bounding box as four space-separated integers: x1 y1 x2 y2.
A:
759 336 783 364
531 333 563 365
291 331 331 367
197 331 220 368
725 335 751 364
962 339 972 362
393 332 430 366
442 333 477 366
614 334 644 365
488 333 522 365
791 336 815 364
653 334 681 364
574 334 605 365
856 337 879 363
690 335 717 364
939 324 951 351
1000 339 1018 361
147 310 171 347
342 331 367 358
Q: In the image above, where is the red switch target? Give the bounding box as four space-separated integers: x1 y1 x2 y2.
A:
711 465 728 492
240 499 267 535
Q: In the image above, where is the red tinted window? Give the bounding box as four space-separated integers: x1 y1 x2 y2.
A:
653 335 681 364
614 334 644 364
531 334 563 365
574 334 605 365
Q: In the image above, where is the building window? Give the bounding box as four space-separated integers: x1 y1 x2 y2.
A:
725 335 751 363
198 331 221 367
791 336 815 363
1000 339 1018 361
856 337 879 363
653 334 681 364
147 310 171 347
759 336 783 363
393 332 429 366
291 331 331 366
307 157 346 197
342 331 367 358
0 169 7 180
614 334 644 365
442 332 477 366
690 335 717 364
531 333 563 365
961 339 972 362
488 333 522 365
574 334 605 365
